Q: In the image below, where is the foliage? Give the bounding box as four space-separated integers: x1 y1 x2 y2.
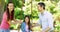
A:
14 7 24 20
4 0 60 31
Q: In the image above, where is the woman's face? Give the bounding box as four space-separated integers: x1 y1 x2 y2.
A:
25 17 29 24
8 3 14 12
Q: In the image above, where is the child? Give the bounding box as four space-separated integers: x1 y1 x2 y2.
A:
20 15 30 32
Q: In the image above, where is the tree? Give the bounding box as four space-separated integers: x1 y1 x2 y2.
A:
0 0 5 24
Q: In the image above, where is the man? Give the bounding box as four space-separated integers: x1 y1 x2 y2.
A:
37 2 54 32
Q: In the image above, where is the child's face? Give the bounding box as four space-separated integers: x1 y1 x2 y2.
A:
25 17 29 23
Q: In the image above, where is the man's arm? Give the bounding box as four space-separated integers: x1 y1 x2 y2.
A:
44 14 54 32
44 27 51 32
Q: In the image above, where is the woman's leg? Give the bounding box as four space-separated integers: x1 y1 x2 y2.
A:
0 29 10 32
0 29 4 32
5 29 10 32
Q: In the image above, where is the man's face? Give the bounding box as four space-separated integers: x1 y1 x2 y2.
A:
37 5 43 12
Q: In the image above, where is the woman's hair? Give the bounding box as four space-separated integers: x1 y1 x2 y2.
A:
6 2 14 21
23 15 30 30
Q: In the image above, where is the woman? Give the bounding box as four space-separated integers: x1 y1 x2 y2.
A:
0 2 14 32
21 15 30 32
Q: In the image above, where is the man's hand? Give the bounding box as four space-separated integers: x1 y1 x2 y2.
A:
44 27 51 32
40 27 51 32
40 30 47 32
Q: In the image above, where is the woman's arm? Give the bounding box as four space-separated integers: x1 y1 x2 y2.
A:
8 20 17 25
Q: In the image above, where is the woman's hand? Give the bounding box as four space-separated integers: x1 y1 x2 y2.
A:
11 20 16 24
8 20 11 25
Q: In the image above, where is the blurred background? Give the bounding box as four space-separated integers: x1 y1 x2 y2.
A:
0 0 60 32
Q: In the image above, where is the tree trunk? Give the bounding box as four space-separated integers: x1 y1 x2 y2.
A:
0 0 5 24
